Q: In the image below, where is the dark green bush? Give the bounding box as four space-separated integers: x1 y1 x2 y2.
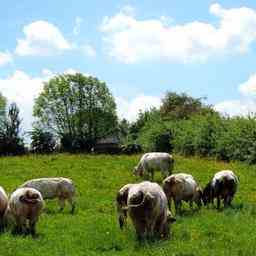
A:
30 128 56 153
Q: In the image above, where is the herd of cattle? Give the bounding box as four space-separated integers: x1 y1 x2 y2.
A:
0 152 239 240
117 152 239 240
0 178 75 236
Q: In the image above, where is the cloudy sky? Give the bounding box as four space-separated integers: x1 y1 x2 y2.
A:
1 0 256 131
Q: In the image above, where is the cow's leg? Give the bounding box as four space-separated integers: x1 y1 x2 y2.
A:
29 217 38 237
224 195 233 208
13 216 25 235
161 221 170 239
151 170 154 181
58 197 65 212
174 199 181 215
157 217 169 239
168 198 172 211
217 196 221 209
146 220 155 239
189 201 193 210
68 197 76 214
134 220 146 241
0 213 5 232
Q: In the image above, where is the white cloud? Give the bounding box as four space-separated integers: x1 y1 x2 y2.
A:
239 73 256 95
215 72 256 116
0 51 12 66
116 95 161 122
73 17 83 35
0 71 48 131
100 3 256 63
15 20 71 56
81 44 96 57
214 99 256 116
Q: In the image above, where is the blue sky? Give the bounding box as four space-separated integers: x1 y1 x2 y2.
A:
1 0 256 130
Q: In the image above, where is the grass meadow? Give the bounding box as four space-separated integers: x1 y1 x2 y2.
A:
0 154 256 256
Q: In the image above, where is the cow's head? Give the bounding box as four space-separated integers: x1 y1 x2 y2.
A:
133 166 143 177
202 182 213 206
195 187 203 207
20 191 40 204
116 185 131 229
162 177 175 198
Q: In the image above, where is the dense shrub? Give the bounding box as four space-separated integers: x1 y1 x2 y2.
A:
138 116 173 152
60 134 93 153
30 128 56 154
121 143 142 154
171 120 198 156
136 109 256 164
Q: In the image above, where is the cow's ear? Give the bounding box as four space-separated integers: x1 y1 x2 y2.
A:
19 195 26 203
130 191 144 205
116 192 123 204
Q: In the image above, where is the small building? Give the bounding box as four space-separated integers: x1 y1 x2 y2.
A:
93 135 121 154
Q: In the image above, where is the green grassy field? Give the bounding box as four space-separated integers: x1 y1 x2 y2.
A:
0 154 256 256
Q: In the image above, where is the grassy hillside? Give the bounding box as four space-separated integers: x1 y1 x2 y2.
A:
0 154 256 256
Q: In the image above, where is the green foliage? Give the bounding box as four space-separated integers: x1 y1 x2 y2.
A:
167 114 256 164
160 91 214 120
0 154 256 256
138 114 173 152
0 92 6 117
118 119 130 144
0 103 25 155
129 109 159 141
132 91 256 164
30 127 56 154
33 73 118 151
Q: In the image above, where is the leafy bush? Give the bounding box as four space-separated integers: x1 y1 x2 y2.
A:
30 128 56 154
60 134 93 153
138 116 173 152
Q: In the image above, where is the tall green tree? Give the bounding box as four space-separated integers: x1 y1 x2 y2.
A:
33 73 118 151
0 103 25 155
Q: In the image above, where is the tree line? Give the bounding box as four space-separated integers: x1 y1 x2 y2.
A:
1 72 256 164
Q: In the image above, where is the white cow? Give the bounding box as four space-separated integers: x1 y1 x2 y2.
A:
163 173 202 214
117 181 175 240
9 187 44 236
20 177 75 214
134 153 174 181
203 170 239 209
0 186 8 230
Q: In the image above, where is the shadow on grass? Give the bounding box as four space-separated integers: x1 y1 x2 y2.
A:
43 208 58 215
11 229 43 239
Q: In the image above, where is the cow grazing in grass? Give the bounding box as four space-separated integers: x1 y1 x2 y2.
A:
133 153 174 181
9 188 44 236
117 181 175 241
20 177 76 214
202 170 239 209
116 183 134 229
0 186 8 230
163 173 203 215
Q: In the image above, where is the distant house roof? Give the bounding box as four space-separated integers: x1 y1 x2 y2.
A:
96 136 120 145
